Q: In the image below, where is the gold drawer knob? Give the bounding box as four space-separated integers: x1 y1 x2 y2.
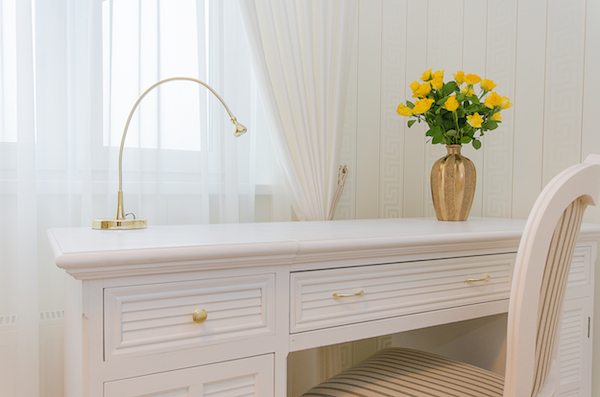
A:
466 275 491 283
192 309 208 324
333 290 365 298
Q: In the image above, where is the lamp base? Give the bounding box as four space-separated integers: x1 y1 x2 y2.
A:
92 218 147 230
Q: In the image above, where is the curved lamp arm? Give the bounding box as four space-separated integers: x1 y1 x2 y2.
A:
93 76 246 230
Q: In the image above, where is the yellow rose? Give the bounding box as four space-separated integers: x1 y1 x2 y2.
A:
412 98 435 114
500 96 513 109
444 95 459 112
410 80 420 94
491 112 501 121
430 76 443 90
485 92 502 108
454 71 465 85
433 70 444 79
421 69 433 81
460 86 475 96
467 112 483 128
397 103 413 117
464 73 481 85
413 82 432 98
480 79 496 92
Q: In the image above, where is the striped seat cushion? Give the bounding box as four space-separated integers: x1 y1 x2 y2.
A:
301 347 504 397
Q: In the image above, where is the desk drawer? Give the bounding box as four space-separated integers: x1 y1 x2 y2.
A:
290 254 514 333
104 353 274 396
104 273 275 361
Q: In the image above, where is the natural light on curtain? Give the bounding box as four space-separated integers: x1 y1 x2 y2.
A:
0 0 288 396
102 0 286 225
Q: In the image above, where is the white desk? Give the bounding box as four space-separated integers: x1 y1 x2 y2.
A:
48 217 600 397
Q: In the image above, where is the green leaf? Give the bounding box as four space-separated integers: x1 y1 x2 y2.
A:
446 129 457 137
442 81 458 95
432 135 443 144
456 93 465 101
407 101 415 109
460 136 472 144
467 104 479 113
471 96 480 105
425 128 434 137
482 120 498 130
472 139 482 150
436 97 448 105
408 120 416 128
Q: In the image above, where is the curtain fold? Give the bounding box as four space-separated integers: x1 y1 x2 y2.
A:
240 0 357 221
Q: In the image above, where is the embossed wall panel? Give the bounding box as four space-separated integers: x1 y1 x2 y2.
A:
482 0 517 218
461 0 488 217
581 0 600 225
511 0 547 219
380 0 407 218
542 0 586 186
402 0 428 217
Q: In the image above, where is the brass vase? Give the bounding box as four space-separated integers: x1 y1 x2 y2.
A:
431 145 476 221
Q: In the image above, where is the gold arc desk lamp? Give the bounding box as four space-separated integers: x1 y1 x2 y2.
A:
92 76 247 230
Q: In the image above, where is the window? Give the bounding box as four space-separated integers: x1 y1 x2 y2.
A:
102 0 276 186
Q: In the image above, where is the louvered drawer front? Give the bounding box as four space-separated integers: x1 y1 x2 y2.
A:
556 298 592 397
104 353 274 397
290 254 514 333
565 245 593 300
104 273 275 360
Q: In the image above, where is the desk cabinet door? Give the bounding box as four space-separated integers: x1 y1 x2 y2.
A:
103 354 274 397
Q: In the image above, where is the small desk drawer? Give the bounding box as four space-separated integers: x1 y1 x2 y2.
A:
104 273 275 361
290 254 514 333
104 353 274 397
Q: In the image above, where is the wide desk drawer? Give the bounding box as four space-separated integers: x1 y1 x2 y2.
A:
290 254 515 333
104 273 275 361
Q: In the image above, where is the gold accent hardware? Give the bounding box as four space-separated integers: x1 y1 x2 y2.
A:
588 317 591 338
333 290 365 298
466 275 491 283
192 309 208 324
93 77 246 230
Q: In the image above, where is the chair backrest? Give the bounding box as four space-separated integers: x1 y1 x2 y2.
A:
504 155 600 397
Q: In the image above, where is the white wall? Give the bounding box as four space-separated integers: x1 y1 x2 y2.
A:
324 0 600 394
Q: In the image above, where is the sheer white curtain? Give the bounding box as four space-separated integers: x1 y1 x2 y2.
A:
102 0 287 225
240 0 357 221
0 1 288 396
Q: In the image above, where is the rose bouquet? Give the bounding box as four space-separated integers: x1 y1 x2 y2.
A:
397 69 512 149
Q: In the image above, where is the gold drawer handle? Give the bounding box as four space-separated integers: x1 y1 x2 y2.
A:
333 290 365 298
192 309 208 324
466 275 491 283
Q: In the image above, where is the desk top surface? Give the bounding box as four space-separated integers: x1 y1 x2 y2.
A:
47 217 600 279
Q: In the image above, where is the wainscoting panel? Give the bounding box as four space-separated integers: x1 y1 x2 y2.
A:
542 0 586 187
379 0 407 219
461 0 488 218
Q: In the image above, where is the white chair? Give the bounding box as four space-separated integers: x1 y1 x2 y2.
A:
302 154 600 397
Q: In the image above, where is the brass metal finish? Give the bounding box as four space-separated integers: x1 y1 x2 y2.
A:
466 275 491 283
333 290 365 298
93 77 246 230
92 218 147 230
431 145 476 221
192 309 208 324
